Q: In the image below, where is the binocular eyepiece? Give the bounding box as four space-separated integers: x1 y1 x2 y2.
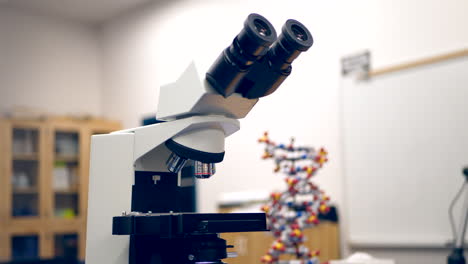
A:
206 13 313 99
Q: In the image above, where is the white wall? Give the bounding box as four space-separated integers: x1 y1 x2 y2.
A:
100 0 468 263
0 7 102 116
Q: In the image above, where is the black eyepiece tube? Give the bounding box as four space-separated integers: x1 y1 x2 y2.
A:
206 13 277 97
270 19 313 67
238 19 313 99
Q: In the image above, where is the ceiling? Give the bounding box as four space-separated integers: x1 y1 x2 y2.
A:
0 0 153 25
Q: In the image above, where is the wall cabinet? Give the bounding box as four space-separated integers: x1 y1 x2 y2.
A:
0 117 120 262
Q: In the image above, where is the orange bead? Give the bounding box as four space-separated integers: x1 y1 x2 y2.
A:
290 178 299 186
274 165 280 172
271 192 281 201
306 215 317 224
319 148 327 156
272 241 285 251
319 204 329 214
290 228 302 237
262 151 272 159
261 254 273 263
315 155 328 166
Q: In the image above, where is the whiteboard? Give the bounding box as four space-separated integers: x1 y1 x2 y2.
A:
341 57 468 247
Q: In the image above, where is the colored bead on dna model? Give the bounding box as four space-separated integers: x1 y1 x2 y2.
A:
259 132 330 264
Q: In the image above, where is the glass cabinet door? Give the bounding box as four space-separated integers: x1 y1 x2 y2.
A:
11 234 39 261
54 233 78 259
53 131 80 219
10 127 40 219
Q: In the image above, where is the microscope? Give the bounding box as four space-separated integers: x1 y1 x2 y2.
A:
85 13 313 264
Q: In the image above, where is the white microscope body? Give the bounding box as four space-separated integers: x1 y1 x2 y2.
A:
85 13 313 264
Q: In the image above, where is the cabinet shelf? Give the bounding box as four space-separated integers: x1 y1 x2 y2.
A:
13 187 39 194
54 187 79 194
10 216 41 222
54 155 79 163
12 154 39 161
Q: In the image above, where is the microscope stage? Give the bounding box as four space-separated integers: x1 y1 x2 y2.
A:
113 212 268 237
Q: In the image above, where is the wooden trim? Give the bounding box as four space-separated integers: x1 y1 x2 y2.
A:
78 228 86 261
43 125 54 223
328 221 340 259
369 48 468 78
44 125 55 222
40 230 53 259
4 121 12 226
8 120 44 129
79 128 90 226
76 127 85 222
45 220 81 232
319 222 330 259
6 224 42 235
7 218 42 234
38 124 47 228
0 232 10 260
0 120 8 260
46 219 81 231
75 124 88 261
0 120 7 232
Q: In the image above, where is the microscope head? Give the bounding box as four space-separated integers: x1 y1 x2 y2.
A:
155 13 313 179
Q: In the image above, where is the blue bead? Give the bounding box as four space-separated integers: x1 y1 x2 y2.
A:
302 155 307 159
296 212 302 217
279 144 285 148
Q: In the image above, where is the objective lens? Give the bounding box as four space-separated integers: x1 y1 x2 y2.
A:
166 152 188 173
194 161 216 179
